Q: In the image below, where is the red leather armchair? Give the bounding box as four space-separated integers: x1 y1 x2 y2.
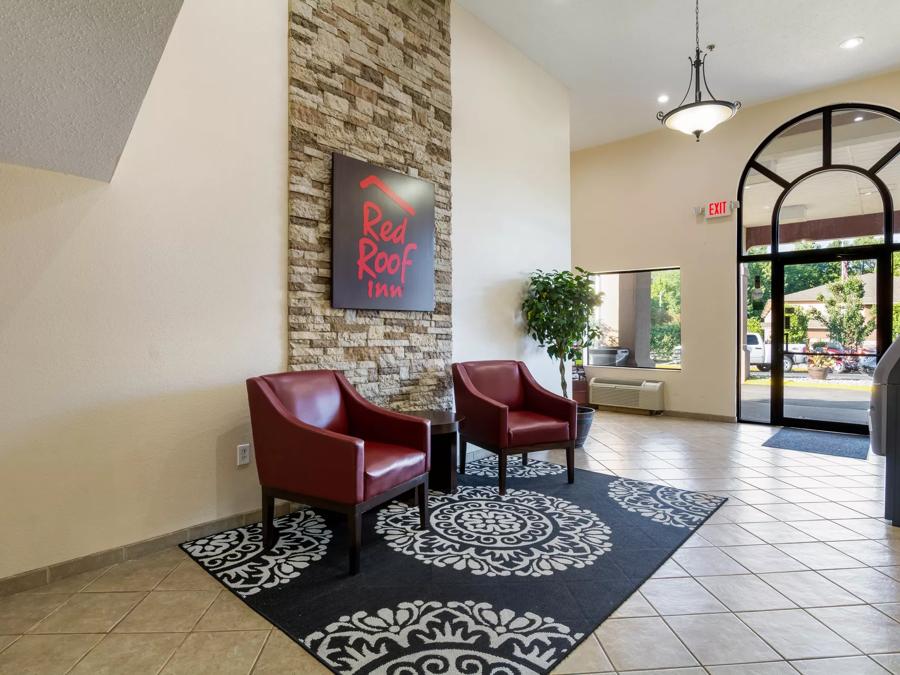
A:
246 370 431 574
452 360 576 494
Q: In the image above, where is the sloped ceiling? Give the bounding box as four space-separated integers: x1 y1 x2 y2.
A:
0 0 183 181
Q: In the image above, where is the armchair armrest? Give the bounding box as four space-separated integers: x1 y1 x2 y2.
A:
520 363 577 441
336 373 431 469
452 363 510 448
247 378 365 504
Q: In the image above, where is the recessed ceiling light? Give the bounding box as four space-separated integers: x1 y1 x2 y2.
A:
854 115 864 122
657 94 669 104
840 36 864 49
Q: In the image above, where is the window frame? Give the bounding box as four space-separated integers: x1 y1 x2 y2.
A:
588 266 683 372
735 103 900 432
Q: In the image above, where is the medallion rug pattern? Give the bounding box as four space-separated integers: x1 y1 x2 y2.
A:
182 468 724 674
464 455 567 479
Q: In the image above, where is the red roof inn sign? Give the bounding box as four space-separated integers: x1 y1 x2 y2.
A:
331 154 435 311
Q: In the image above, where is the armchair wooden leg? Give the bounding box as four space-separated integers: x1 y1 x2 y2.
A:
348 510 361 576
459 439 467 474
498 453 508 495
262 490 277 549
416 479 429 529
521 452 528 466
566 443 575 484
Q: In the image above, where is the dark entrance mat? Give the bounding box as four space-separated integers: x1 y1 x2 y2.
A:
182 460 725 674
763 427 870 459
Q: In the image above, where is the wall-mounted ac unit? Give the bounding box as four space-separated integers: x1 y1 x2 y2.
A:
589 378 664 413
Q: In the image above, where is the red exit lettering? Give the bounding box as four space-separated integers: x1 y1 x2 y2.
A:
706 200 731 218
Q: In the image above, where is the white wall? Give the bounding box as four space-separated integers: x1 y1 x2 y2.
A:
450 3 572 394
572 69 900 418
0 0 287 578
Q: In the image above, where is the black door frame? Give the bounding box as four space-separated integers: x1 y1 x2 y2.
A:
736 103 900 434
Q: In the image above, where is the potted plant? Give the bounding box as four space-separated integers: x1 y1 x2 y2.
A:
807 353 834 380
522 267 601 447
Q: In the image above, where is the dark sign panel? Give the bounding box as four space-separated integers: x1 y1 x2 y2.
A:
331 153 435 311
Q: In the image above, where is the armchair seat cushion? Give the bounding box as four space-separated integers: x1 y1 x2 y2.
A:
507 410 570 447
364 442 427 500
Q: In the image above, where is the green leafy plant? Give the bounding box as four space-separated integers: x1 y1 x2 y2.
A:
650 324 681 362
809 277 875 352
746 316 764 336
522 267 600 398
785 307 810 346
650 269 682 362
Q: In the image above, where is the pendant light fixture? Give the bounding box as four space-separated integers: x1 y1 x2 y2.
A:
657 0 740 141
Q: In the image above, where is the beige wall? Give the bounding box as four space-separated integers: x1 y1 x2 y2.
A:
450 3 572 394
0 0 288 578
572 69 900 417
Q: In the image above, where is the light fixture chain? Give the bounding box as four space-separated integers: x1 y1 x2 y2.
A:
657 0 739 139
695 0 700 53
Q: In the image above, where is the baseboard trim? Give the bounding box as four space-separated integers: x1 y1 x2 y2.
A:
0 500 299 598
593 405 658 417
664 409 737 423
593 405 735 423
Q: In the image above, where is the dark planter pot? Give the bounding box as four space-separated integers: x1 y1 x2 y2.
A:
575 405 595 448
808 366 829 381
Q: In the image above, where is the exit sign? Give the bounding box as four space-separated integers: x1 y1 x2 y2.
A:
706 200 732 218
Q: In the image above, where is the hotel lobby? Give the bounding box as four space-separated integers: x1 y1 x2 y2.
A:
4 1 900 673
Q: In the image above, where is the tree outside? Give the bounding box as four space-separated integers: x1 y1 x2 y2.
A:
785 307 810 345
649 269 681 362
809 276 876 352
745 238 879 346
747 316 764 335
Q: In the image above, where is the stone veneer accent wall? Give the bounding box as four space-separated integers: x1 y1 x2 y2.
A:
287 0 452 409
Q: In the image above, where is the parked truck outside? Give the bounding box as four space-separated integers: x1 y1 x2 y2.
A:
746 333 807 373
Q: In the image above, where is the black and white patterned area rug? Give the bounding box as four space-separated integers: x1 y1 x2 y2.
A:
182 459 725 674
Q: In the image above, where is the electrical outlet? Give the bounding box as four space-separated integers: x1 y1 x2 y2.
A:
237 443 251 467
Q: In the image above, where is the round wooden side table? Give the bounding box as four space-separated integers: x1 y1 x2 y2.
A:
406 409 464 493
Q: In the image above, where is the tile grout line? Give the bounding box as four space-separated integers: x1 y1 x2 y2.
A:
62 633 106 674
700 543 895 662
154 632 190 675
185 588 224 633
248 628 274 674
23 590 123 636
641 612 705 671
0 634 21 656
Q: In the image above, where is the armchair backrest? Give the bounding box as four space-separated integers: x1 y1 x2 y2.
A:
259 371 349 434
457 360 525 408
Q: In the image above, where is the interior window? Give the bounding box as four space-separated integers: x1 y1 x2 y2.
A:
589 268 682 370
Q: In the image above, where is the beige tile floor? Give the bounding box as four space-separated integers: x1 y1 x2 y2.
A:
1 410 898 674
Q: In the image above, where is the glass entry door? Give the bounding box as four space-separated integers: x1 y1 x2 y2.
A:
736 104 900 434
776 257 880 430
